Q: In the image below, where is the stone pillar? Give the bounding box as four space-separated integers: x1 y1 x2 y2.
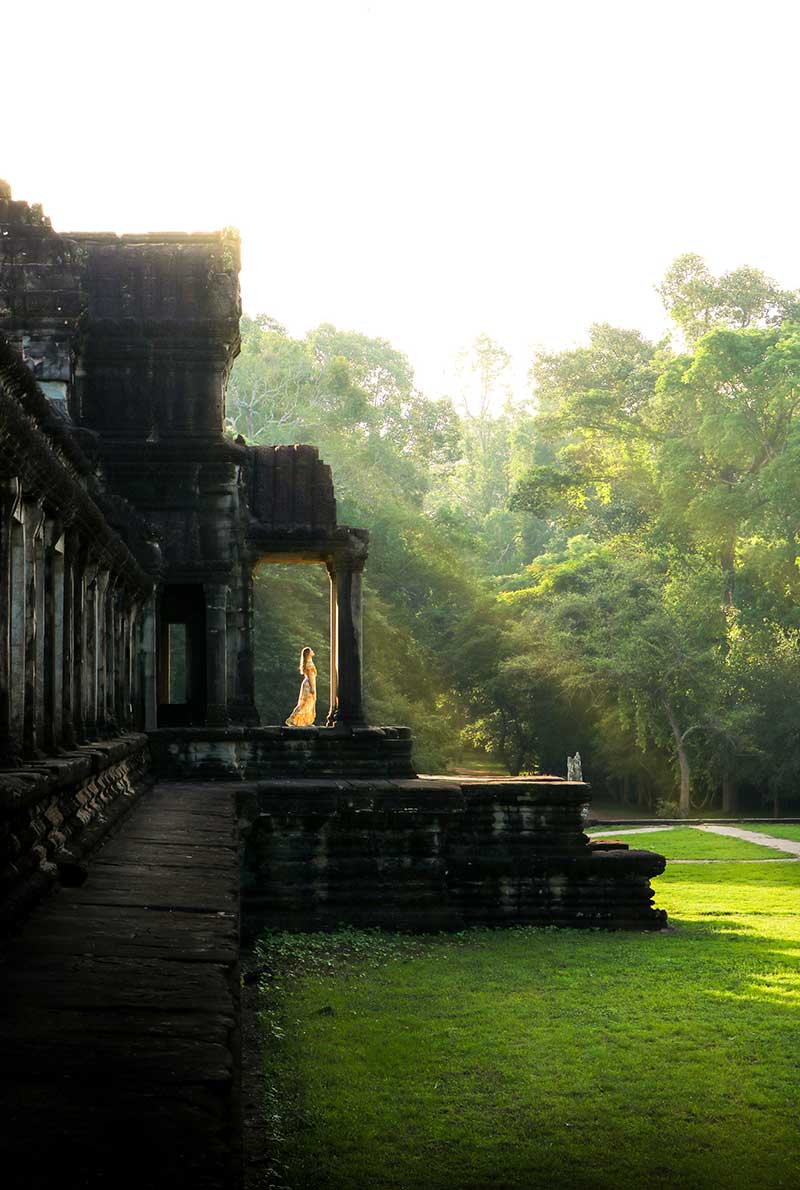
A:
95 570 110 732
128 604 140 730
33 519 46 749
141 594 158 731
61 531 81 748
332 557 366 728
120 603 133 729
0 485 14 761
9 494 26 757
204 582 229 726
53 533 65 747
83 563 98 739
42 522 64 751
23 502 45 759
105 578 118 730
113 588 126 729
326 563 338 726
228 563 259 725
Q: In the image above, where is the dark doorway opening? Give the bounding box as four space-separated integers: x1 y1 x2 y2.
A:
157 584 206 726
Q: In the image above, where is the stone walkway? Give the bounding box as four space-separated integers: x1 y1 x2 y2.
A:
587 824 675 837
668 857 800 864
695 822 800 856
588 821 800 859
0 782 241 1190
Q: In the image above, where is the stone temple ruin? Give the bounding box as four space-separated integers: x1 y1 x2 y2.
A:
0 181 666 1183
0 179 666 934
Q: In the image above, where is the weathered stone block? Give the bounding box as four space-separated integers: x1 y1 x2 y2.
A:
238 777 667 937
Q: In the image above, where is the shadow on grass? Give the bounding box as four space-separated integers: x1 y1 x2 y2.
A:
248 860 800 1190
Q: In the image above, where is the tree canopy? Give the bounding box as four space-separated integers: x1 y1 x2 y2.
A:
227 253 800 813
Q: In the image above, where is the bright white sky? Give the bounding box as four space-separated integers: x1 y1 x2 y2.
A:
5 0 800 402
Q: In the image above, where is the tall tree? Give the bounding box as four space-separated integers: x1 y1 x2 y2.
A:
657 253 799 346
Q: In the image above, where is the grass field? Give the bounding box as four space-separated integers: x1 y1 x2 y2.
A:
253 862 800 1190
586 826 786 860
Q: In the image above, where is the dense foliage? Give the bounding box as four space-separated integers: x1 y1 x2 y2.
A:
228 257 800 812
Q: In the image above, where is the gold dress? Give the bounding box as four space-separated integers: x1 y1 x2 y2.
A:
285 662 317 726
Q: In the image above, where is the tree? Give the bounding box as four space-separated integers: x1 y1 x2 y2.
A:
454 334 514 517
653 323 800 610
227 315 496 771
657 253 799 346
503 542 729 815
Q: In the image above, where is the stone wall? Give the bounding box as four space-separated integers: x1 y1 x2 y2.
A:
0 733 152 927
150 725 416 780
238 777 667 937
0 335 154 760
0 334 156 927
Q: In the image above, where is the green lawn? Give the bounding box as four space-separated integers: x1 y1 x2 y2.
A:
253 862 800 1190
586 826 785 860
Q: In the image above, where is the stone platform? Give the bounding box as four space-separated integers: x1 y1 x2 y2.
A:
0 781 241 1190
239 774 667 937
149 725 416 780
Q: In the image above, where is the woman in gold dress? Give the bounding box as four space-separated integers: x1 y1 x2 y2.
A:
285 646 317 726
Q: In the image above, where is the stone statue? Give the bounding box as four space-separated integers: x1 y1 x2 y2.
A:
567 751 582 782
285 646 317 726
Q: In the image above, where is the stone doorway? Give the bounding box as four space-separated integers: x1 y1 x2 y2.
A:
157 584 207 726
252 562 331 726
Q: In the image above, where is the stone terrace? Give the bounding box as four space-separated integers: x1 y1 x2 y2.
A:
0 782 241 1190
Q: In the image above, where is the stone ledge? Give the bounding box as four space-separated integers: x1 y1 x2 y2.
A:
239 776 667 936
150 725 413 740
149 726 417 780
0 734 149 815
0 734 153 931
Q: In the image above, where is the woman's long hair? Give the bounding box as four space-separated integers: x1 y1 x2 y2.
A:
299 646 313 673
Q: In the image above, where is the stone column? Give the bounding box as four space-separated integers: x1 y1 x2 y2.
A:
65 534 83 745
0 485 14 761
53 534 65 747
83 563 98 739
113 587 126 729
326 563 338 726
128 604 140 730
8 494 26 758
42 522 64 752
95 569 110 732
104 575 116 731
141 594 158 731
332 557 366 728
228 563 259 725
23 502 45 759
204 582 229 726
121 603 133 729
61 531 81 748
